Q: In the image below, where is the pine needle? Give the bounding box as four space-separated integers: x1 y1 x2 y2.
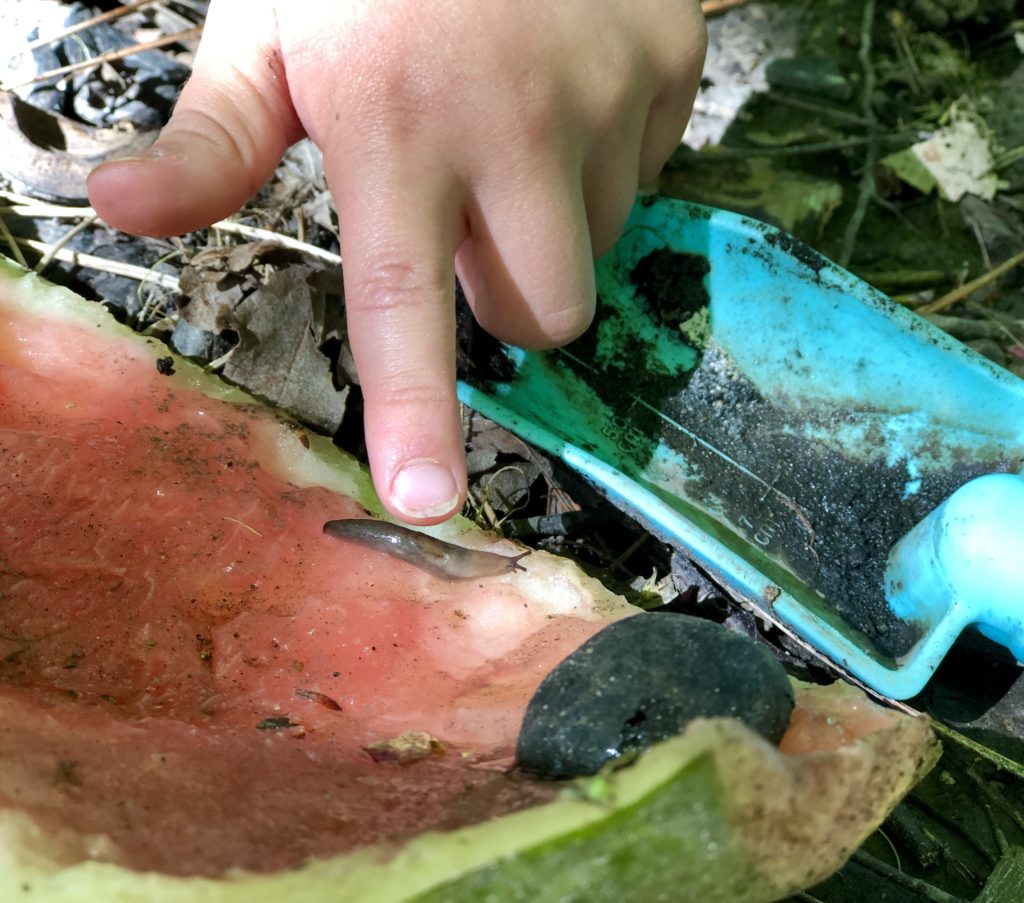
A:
33 215 97 276
0 216 28 268
14 237 180 290
917 248 1024 316
2 26 202 90
22 0 162 52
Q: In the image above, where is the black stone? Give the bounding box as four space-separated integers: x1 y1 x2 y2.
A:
515 612 794 779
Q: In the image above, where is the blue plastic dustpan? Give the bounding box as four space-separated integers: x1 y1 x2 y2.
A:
457 196 1024 700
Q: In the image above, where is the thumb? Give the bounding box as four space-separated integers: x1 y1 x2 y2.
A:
87 0 303 237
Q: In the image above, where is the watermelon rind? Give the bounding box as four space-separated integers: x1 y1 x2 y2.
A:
0 258 939 902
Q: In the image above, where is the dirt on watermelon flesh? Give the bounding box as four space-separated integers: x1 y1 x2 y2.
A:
0 293 624 877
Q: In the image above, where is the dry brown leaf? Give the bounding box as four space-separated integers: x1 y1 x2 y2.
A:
178 245 347 433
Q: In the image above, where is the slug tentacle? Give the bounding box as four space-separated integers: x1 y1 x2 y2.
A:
322 519 529 581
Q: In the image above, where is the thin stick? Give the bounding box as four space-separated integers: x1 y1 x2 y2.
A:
765 91 877 128
14 237 180 290
2 25 202 90
852 850 967 903
22 0 161 52
671 133 911 164
838 0 877 268
964 302 1024 348
2 198 342 267
700 0 750 15
969 766 1024 833
137 248 184 320
890 16 923 96
930 721 1024 782
876 826 903 872
608 533 650 577
222 516 263 537
0 203 97 219
1 188 77 207
34 215 97 276
0 216 29 268
966 210 993 270
917 248 1024 315
211 221 342 265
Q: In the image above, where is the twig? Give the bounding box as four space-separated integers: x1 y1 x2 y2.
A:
965 212 993 270
607 533 650 578
964 301 1024 348
930 721 1024 782
876 826 903 872
137 248 185 321
222 516 263 537
2 25 203 90
670 133 912 165
923 313 1013 342
33 215 97 276
153 1 204 34
968 766 1024 834
1 196 343 268
838 0 878 269
765 91 877 128
917 248 1024 315
21 0 161 52
700 0 750 15
0 203 96 219
13 237 180 290
907 794 994 875
211 221 342 265
851 850 968 903
890 15 923 97
0 188 79 208
887 803 943 869
978 794 1011 858
860 269 950 291
0 216 28 268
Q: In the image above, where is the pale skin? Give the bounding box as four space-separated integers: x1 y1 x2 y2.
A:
87 0 707 525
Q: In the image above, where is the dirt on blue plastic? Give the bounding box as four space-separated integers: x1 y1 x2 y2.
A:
470 242 1019 660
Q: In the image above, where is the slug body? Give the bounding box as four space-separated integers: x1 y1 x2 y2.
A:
323 518 529 581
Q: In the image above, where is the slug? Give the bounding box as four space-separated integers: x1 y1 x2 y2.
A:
323 518 529 581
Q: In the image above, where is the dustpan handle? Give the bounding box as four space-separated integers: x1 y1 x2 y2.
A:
885 472 1024 664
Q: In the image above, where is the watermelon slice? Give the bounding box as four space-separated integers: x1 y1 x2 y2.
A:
0 258 938 902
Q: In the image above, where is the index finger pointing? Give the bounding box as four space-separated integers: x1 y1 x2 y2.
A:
331 164 468 524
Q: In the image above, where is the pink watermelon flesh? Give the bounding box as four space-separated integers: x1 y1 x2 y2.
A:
0 294 610 876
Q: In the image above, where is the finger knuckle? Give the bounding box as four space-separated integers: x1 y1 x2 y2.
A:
656 3 708 77
346 37 443 141
371 379 455 410
176 76 280 193
347 258 448 315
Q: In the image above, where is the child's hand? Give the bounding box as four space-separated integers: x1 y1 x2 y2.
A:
88 0 706 524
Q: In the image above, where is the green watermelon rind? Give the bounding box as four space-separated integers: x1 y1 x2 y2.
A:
0 258 938 903
1 709 937 903
0 728 742 902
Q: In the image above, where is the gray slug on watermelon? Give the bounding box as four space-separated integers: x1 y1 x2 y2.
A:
322 519 530 580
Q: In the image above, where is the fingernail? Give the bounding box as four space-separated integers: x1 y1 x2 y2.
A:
104 145 183 166
391 458 460 519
